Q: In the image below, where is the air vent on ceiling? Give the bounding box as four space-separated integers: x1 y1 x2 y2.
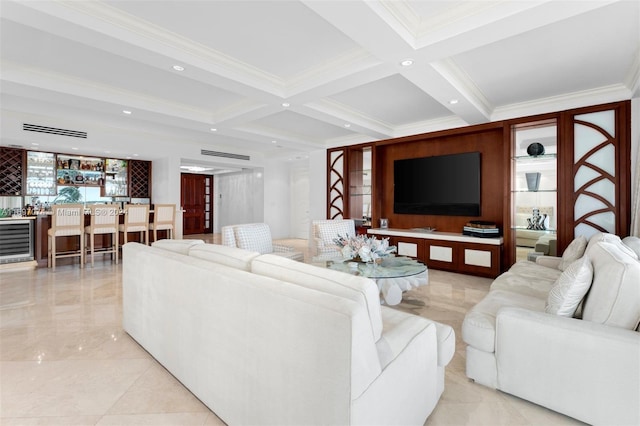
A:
23 123 87 139
201 149 250 161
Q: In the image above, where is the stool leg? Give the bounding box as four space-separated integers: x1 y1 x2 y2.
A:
48 235 52 269
90 233 95 267
51 236 56 271
114 231 119 264
80 233 84 268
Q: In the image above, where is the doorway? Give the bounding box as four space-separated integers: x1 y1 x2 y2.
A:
181 173 213 235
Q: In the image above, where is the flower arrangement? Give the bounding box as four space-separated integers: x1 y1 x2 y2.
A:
333 234 396 263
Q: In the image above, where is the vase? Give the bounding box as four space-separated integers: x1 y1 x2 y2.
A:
525 172 541 191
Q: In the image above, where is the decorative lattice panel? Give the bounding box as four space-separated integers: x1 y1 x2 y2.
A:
328 149 345 219
0 147 24 196
572 110 616 239
129 160 151 198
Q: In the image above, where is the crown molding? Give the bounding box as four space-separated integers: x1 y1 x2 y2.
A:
285 49 379 97
626 47 640 98
304 98 394 137
393 115 469 138
491 84 632 121
20 1 287 97
430 58 493 118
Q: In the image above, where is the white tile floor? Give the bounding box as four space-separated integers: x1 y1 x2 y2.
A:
0 235 584 425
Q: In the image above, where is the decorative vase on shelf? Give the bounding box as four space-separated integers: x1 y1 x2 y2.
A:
527 142 545 157
525 172 541 192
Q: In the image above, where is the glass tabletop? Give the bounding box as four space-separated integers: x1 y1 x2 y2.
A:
318 255 426 279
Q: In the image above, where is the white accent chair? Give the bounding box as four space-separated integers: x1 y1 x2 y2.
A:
48 203 85 270
221 223 303 262
149 204 176 242
84 204 119 267
119 204 149 245
311 219 356 258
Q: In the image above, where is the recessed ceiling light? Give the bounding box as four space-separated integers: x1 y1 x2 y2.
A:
210 128 217 132
126 156 132 159
400 59 414 67
271 140 277 144
133 154 139 157
282 102 290 107
123 110 132 115
344 123 351 128
71 147 78 150
105 151 111 154
31 142 39 146
449 99 459 105
172 65 185 71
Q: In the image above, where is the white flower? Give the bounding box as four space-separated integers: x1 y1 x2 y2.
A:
334 234 396 262
358 246 372 262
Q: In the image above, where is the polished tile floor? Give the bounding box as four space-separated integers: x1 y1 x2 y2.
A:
0 235 584 425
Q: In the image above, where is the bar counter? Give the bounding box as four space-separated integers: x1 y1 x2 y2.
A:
31 210 165 267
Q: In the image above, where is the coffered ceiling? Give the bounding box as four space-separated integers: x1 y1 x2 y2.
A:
1 1 638 162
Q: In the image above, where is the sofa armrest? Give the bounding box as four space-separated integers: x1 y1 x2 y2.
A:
496 307 640 426
535 255 561 269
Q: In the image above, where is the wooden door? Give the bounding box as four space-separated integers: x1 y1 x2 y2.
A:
181 173 207 235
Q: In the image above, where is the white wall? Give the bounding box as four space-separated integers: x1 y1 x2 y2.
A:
215 168 265 231
308 148 327 222
152 155 182 238
630 97 640 236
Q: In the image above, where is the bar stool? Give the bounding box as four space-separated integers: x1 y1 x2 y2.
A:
119 204 149 245
84 204 119 267
149 204 176 242
48 204 84 270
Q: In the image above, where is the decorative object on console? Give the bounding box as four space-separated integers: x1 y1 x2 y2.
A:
333 234 396 263
463 221 501 238
527 207 548 230
526 142 545 156
525 172 541 191
379 218 388 228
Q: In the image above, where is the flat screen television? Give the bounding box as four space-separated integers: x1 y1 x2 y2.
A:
394 152 481 216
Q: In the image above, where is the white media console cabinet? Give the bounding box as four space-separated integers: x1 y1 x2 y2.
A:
368 228 503 278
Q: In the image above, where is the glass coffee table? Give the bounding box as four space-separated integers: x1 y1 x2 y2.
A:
313 255 428 305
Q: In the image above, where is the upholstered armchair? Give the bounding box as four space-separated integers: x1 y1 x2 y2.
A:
311 219 356 259
221 223 304 262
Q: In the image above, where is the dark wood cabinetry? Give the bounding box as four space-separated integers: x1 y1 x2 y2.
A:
129 159 152 198
331 100 632 274
0 147 152 202
0 147 25 196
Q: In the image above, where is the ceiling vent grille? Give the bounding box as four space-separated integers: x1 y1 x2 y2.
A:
201 149 250 161
23 123 87 139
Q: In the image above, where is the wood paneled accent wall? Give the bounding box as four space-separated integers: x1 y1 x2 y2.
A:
329 100 632 272
374 122 505 233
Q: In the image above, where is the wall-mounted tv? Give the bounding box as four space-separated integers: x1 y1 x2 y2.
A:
394 152 481 216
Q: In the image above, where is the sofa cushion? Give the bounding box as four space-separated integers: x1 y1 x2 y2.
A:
189 243 260 271
462 290 545 353
585 232 638 260
151 239 204 255
545 256 593 317
622 236 640 259
582 242 640 329
558 236 587 271
251 254 383 342
490 260 560 299
378 306 455 369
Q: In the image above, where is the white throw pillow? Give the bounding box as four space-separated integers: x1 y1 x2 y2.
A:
558 235 587 271
545 256 593 317
622 236 640 259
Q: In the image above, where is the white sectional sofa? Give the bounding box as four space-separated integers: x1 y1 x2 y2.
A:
123 240 454 425
462 232 640 425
